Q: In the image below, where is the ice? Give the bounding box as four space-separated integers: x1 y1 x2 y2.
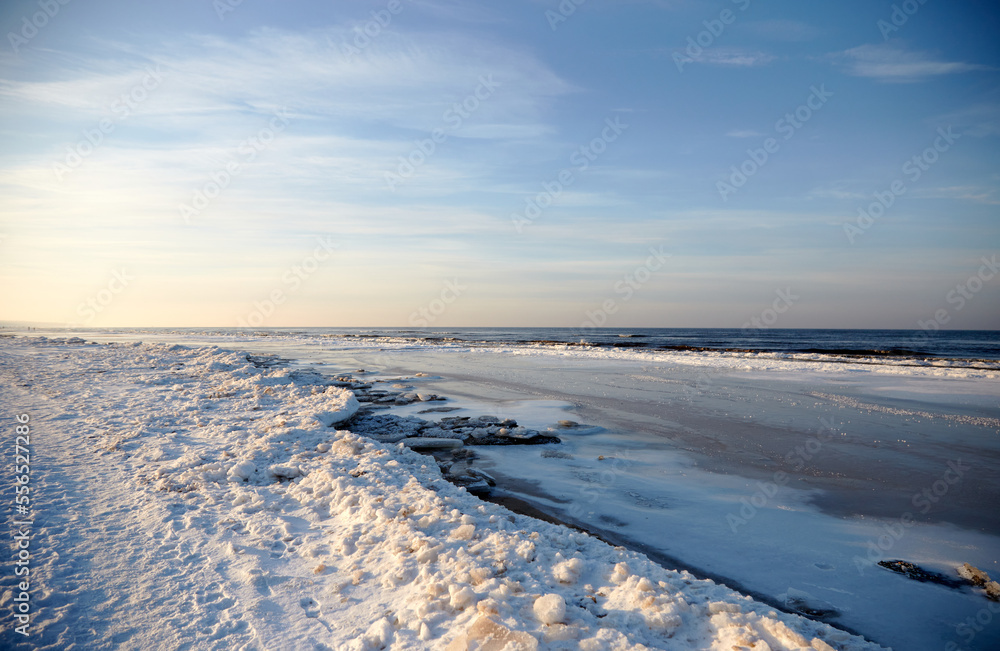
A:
0 335 892 650
238 339 997 651
462 614 539 650
552 557 585 584
312 386 360 426
532 593 566 625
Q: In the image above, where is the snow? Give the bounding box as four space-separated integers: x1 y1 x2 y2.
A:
162 334 996 651
348 347 997 651
533 593 566 625
0 336 886 650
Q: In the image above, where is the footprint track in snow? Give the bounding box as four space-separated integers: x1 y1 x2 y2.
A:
300 596 322 618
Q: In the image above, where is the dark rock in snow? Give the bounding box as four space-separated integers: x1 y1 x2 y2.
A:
418 406 462 414
877 560 964 589
348 411 560 448
958 563 1000 601
784 588 840 620
958 562 990 587
466 431 561 446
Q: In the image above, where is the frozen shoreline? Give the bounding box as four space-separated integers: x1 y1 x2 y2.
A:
0 335 895 650
320 344 1000 651
84 329 1000 650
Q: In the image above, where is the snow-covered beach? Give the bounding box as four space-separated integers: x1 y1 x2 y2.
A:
6 1 998 649
2 330 999 650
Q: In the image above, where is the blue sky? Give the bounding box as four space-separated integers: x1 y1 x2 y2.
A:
1 0 998 328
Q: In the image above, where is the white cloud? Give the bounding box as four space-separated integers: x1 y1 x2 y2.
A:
0 26 580 236
693 47 776 68
835 44 989 83
0 27 573 139
932 102 1000 138
651 46 775 68
911 185 1000 205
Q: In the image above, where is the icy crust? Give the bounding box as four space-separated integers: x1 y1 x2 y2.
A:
486 345 1000 379
16 337 885 650
309 335 1000 379
282 436 879 651
107 345 358 488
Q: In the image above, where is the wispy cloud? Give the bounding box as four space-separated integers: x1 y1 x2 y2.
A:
651 46 775 68
0 26 584 218
695 47 776 68
911 185 1000 205
1 2 996 328
0 26 586 311
835 44 990 83
0 28 574 139
932 102 1000 138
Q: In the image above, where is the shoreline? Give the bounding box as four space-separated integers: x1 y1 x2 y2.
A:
5 332 1000 649
0 335 892 650
366 352 1000 537
478 477 877 641
306 342 1000 651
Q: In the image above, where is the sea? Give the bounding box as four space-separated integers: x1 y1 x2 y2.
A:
303 327 1000 362
17 325 998 364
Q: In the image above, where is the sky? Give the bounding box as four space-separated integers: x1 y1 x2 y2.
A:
0 0 998 329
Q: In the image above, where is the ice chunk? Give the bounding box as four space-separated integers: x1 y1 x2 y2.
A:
610 562 630 584
516 540 535 562
268 464 301 479
449 585 477 611
462 615 538 651
313 386 360 426
533 593 566 625
552 557 585 584
450 524 476 541
227 460 256 482
812 638 837 651
707 601 741 615
958 562 990 586
359 617 394 649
